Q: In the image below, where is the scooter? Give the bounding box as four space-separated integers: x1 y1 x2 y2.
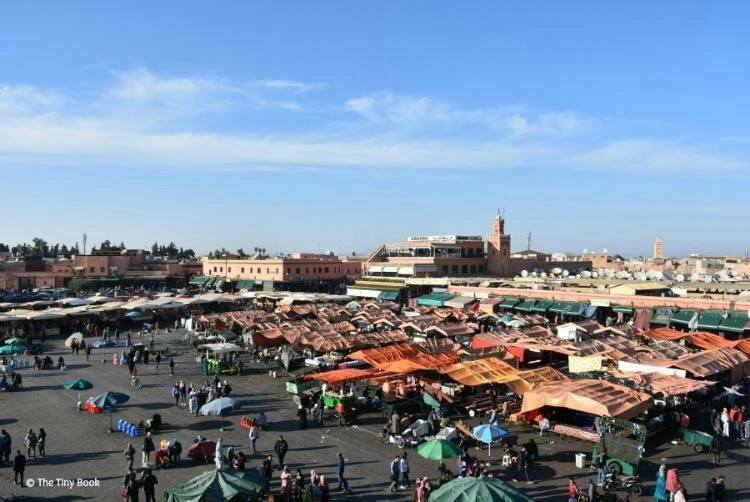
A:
603 472 642 496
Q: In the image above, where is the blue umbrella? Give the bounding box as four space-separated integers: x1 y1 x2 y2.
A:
199 397 239 416
88 391 130 409
473 424 508 461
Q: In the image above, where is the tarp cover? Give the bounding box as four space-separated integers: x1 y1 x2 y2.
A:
520 379 654 420
164 468 266 502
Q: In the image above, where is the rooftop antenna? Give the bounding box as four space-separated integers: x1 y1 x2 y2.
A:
82 233 87 255
527 232 532 251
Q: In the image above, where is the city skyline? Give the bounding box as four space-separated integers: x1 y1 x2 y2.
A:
2 2 749 255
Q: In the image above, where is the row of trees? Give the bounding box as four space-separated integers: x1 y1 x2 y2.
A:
0 238 195 260
0 238 81 258
207 247 267 259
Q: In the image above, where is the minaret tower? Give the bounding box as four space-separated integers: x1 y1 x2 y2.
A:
487 210 512 276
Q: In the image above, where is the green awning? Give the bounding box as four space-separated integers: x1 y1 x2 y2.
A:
235 279 256 290
499 298 520 309
548 301 571 314
378 291 400 301
612 305 634 314
418 292 455 307
189 276 210 285
651 307 675 326
514 300 537 312
720 314 749 334
697 311 724 331
530 300 554 313
563 303 587 316
670 310 696 326
213 279 225 289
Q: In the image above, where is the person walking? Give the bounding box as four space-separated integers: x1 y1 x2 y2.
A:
596 448 608 486
58 355 65 371
13 450 25 486
24 428 37 458
336 452 352 494
140 468 158 502
155 352 161 371
399 451 410 489
514 446 532 484
261 455 273 492
715 475 727 502
124 469 140 502
281 465 292 500
274 435 289 468
711 435 722 465
179 381 187 406
85 344 92 362
169 357 175 376
249 424 260 454
0 430 10 466
37 428 46 457
655 464 668 502
389 455 401 492
124 442 136 470
172 384 180 407
142 432 155 468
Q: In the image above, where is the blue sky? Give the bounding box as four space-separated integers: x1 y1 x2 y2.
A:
1 2 749 257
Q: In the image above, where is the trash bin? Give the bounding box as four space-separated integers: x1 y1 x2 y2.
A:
575 453 586 469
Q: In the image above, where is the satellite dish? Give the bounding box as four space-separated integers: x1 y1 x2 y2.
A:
520 270 528 277
562 270 569 277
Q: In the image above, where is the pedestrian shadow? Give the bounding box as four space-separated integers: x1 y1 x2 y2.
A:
41 449 120 466
0 418 18 426
187 420 233 431
125 402 172 411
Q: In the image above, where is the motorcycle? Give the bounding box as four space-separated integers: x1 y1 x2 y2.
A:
603 472 642 496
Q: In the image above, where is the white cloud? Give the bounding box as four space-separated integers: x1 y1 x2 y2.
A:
0 71 744 175
251 79 326 93
344 91 597 138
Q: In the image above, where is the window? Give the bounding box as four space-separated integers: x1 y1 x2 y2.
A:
257 268 261 273
442 265 448 273
89 267 95 273
266 268 270 274
214 266 217 272
451 265 458 273
324 267 329 273
306 268 309 273
461 265 468 274
100 267 105 273
241 267 245 273
470 265 476 274
479 265 485 273
219 267 223 272
228 267 232 273
286 268 291 274
296 268 300 274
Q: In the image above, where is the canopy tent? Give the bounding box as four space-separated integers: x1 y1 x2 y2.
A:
520 379 654 420
418 292 455 307
650 307 676 326
200 397 239 416
720 313 749 334
696 311 725 331
200 343 242 354
417 439 463 461
59 297 93 307
164 468 266 502
439 357 518 386
429 475 534 502
87 391 129 411
479 298 503 313
0 344 26 355
669 347 750 382
640 327 689 342
609 370 715 396
64 379 93 390
530 300 554 313
304 367 384 385
65 332 84 349
513 300 537 313
504 366 569 395
497 298 521 310
443 296 476 309
683 332 737 350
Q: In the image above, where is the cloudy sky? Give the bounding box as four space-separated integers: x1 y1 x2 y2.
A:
1 2 749 257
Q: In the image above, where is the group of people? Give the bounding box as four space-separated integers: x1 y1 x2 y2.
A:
122 467 158 502
1 427 46 487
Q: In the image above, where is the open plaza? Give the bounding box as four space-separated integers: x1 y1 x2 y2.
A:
0 285 749 502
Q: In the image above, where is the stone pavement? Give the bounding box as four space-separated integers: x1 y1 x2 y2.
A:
1 330 748 501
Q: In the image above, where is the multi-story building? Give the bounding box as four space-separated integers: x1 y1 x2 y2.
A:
201 252 363 293
365 212 586 278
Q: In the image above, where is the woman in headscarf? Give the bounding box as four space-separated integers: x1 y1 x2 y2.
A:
654 464 668 502
665 468 680 501
721 407 730 438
